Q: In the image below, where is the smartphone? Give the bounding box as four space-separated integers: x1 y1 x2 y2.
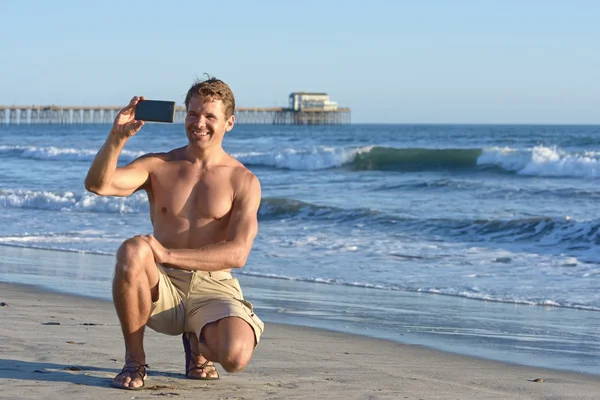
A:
134 100 176 123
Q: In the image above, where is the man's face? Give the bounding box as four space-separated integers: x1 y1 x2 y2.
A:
185 96 234 149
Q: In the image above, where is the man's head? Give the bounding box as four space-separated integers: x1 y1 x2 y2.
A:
184 75 236 151
184 75 235 119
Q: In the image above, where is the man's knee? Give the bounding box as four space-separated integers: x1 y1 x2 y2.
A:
219 340 253 373
116 237 154 275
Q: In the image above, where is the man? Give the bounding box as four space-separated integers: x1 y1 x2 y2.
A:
84 76 264 390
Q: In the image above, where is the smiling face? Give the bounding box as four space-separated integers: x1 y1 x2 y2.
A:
184 95 235 150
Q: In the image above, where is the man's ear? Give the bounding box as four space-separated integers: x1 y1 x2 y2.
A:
225 115 235 132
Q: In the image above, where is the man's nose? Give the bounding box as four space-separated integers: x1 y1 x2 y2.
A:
192 115 206 127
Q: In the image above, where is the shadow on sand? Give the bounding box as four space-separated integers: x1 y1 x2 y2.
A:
0 358 120 388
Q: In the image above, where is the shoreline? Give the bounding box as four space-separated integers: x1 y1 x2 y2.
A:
2 244 600 377
3 242 599 313
1 282 600 399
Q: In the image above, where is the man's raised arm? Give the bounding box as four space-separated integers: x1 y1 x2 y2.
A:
85 96 149 197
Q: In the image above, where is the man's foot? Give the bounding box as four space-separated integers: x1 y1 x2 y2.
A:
187 357 220 380
182 333 220 380
111 360 148 390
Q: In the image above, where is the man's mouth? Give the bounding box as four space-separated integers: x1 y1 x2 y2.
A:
191 130 209 138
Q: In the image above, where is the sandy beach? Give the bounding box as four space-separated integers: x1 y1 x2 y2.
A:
0 282 598 399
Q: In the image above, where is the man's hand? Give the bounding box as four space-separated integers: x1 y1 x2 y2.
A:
139 234 170 264
111 96 146 140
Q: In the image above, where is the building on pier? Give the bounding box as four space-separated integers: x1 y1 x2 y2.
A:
289 92 338 111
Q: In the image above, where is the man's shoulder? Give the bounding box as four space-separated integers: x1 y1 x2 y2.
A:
227 156 258 182
136 147 185 163
222 155 260 195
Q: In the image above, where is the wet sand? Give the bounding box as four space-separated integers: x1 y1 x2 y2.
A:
1 282 599 399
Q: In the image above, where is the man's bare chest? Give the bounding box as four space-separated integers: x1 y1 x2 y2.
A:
149 165 234 221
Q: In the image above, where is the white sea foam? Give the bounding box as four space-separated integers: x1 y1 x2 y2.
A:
252 228 600 311
2 220 600 311
233 146 371 170
478 145 600 178
0 189 149 213
0 234 116 244
0 145 145 162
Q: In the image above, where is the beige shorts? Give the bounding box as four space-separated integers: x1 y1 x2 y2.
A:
146 264 264 345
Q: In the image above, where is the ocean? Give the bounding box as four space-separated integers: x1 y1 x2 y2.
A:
1 123 600 375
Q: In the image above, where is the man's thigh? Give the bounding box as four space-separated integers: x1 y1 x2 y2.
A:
203 315 257 349
146 264 186 335
187 298 263 343
184 272 265 347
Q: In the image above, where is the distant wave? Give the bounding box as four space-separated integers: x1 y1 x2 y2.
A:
239 145 600 177
5 143 600 178
350 147 481 171
236 146 481 171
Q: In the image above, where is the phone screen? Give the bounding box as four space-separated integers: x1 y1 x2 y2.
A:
134 100 176 123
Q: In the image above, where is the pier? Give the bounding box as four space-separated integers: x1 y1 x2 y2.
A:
0 92 351 125
0 92 350 125
0 105 350 125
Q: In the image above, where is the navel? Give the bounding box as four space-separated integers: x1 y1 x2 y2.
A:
161 207 167 213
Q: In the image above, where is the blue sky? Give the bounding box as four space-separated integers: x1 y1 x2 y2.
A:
1 0 598 124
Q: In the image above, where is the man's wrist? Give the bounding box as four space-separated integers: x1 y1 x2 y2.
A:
107 132 128 145
163 249 174 265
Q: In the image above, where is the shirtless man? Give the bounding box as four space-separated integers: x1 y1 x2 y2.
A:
84 77 264 390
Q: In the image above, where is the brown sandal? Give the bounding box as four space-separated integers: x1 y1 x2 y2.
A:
111 361 148 390
182 333 220 380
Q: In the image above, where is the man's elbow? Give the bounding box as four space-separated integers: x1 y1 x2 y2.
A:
231 253 248 269
231 243 252 269
84 180 101 195
84 179 98 194
84 178 108 196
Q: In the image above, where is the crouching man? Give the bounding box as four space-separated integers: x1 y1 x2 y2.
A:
84 76 264 390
